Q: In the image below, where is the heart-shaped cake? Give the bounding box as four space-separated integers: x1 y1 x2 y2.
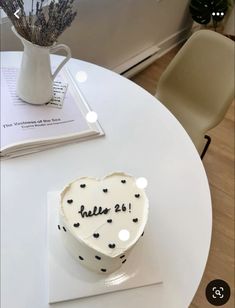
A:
59 172 149 274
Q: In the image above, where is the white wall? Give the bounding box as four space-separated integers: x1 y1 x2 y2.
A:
224 5 235 36
0 0 192 70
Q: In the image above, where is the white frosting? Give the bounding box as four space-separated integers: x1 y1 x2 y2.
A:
59 172 149 274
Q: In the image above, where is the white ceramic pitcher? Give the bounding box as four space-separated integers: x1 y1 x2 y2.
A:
12 27 71 105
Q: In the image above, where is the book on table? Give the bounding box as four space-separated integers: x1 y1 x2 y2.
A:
0 66 104 159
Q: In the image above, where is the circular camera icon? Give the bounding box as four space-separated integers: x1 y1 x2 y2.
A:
206 279 230 306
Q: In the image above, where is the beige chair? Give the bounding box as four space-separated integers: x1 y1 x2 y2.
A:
156 30 234 158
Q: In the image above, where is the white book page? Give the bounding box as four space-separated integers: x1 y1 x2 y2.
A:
0 67 94 151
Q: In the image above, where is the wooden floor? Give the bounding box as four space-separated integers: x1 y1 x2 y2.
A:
131 46 234 308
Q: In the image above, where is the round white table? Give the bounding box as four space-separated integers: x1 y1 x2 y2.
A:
1 52 212 308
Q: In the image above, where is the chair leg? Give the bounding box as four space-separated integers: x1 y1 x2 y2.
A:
200 135 211 160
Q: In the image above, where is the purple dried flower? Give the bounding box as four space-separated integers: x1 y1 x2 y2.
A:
0 0 77 46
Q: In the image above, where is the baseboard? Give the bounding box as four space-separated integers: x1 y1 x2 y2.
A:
113 27 191 78
113 45 161 75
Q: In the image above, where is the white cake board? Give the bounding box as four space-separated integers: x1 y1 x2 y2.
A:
48 192 162 304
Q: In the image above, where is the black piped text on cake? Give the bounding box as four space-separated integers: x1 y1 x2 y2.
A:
108 243 116 249
103 188 108 193
107 219 112 223
141 231 144 236
93 233 100 238
135 194 140 198
121 180 126 183
95 255 101 260
101 268 107 272
57 225 61 230
63 226 67 232
122 259 127 264
80 184 86 188
79 256 84 261
67 199 73 204
133 218 138 223
120 255 125 259
73 223 80 228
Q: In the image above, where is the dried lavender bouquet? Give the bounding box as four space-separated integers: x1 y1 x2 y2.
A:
0 0 77 46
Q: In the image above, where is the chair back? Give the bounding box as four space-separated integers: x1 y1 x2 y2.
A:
156 30 234 131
